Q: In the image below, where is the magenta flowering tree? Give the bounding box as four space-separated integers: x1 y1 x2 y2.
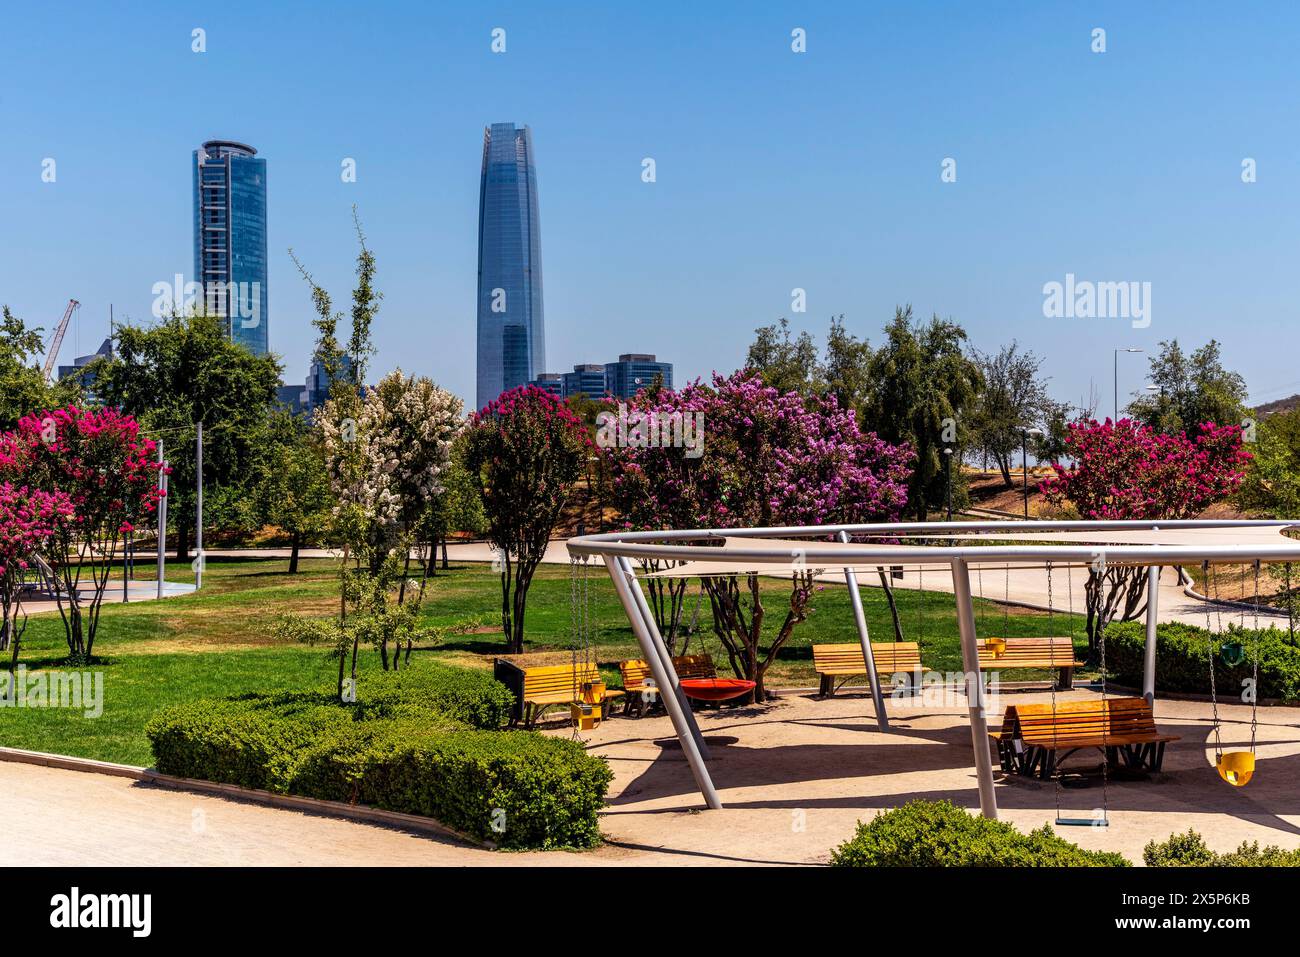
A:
463 385 590 654
0 481 74 672
605 372 912 701
1041 417 1250 653
10 407 165 661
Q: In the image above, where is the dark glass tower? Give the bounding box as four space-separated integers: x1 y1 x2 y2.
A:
477 123 545 409
193 140 268 356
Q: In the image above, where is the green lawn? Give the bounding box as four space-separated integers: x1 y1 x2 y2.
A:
0 556 1087 766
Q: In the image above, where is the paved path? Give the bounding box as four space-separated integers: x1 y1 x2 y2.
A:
6 691 1300 866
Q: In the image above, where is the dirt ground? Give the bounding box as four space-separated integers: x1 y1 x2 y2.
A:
4 688 1298 867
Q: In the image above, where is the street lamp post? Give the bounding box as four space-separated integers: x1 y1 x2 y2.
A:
1114 348 1143 421
1020 428 1045 519
943 447 953 522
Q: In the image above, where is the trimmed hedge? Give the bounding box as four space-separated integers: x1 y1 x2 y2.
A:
145 666 612 850
1106 620 1300 701
1145 829 1300 867
830 800 1129 867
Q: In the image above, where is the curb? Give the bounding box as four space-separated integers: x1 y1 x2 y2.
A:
0 745 491 849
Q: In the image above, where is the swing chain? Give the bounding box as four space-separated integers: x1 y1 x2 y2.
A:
1204 562 1223 761
1250 560 1260 751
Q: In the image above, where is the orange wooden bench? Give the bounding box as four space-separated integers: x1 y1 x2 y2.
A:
619 654 715 716
812 642 923 697
977 636 1079 689
990 697 1179 778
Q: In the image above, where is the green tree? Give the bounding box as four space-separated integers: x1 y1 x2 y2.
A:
745 317 823 395
251 409 333 573
822 315 873 414
968 342 1052 487
0 306 79 429
1126 339 1248 437
90 313 281 561
862 307 983 519
1237 407 1300 518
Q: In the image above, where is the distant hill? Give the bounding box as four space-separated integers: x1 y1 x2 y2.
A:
1254 394 1300 417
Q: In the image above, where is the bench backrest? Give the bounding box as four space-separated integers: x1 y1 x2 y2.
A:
521 663 603 699
620 653 716 690
1009 697 1158 743
978 635 1076 667
812 642 922 673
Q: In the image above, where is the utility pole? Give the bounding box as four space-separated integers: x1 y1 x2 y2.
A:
156 440 168 599
195 422 204 589
943 447 953 522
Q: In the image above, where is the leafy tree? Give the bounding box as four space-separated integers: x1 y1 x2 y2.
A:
745 317 823 395
7 407 163 661
463 385 589 655
1041 418 1251 656
968 342 1051 487
89 313 281 561
862 306 983 519
250 409 333 573
604 372 912 701
1032 398 1077 464
1126 339 1248 438
822 315 873 414
0 306 78 430
1237 407 1300 518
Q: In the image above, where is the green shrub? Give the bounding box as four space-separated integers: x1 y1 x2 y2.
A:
145 664 610 850
1145 829 1300 866
1106 620 1300 701
829 800 1129 867
356 664 516 729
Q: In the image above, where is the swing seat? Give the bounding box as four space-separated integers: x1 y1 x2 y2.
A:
984 638 1007 657
680 678 755 701
1217 751 1255 786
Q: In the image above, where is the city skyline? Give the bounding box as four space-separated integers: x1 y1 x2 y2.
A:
4 3 1300 413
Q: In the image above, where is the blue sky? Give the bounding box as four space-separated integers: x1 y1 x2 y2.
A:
2 1 1298 413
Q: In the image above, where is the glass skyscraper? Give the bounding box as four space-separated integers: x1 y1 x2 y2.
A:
193 140 268 356
477 123 545 410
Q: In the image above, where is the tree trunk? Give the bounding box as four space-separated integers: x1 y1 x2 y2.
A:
175 520 190 564
877 568 905 641
288 533 301 574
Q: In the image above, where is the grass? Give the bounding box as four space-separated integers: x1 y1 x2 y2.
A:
1 556 1088 766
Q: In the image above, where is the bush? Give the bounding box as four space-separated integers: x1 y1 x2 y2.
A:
145 664 611 850
829 800 1129 867
1106 620 1300 701
1145 829 1300 867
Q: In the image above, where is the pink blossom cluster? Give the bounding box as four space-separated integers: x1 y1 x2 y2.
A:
1039 418 1251 520
606 371 913 530
0 483 74 579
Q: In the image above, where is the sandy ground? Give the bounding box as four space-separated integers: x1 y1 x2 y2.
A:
5 689 1298 867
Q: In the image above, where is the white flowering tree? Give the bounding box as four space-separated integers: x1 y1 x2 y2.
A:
318 369 465 672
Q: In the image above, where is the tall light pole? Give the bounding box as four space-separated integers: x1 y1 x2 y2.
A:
1114 348 1143 421
1020 427 1044 519
943 447 953 522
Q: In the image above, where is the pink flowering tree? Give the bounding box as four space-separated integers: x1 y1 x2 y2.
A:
11 407 164 662
463 386 590 654
1041 418 1250 654
605 372 912 701
0 482 74 672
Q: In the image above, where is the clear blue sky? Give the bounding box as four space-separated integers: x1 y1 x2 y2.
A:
3 1 1298 413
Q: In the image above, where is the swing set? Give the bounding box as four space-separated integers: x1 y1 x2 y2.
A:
567 518 1300 817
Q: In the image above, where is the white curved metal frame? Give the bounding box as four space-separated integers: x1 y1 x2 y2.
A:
568 519 1300 817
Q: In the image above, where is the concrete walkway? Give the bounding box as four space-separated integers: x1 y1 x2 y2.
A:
22 580 196 617
5 690 1298 866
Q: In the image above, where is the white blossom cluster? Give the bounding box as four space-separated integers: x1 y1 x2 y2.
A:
320 369 465 531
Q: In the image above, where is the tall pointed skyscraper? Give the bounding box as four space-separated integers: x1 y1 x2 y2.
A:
477 123 545 410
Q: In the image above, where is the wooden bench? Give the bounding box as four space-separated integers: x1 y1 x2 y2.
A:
990 697 1179 779
977 636 1079 689
514 663 625 728
619 654 715 716
813 642 923 697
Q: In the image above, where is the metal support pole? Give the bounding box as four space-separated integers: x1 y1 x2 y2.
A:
1143 564 1160 705
617 557 710 759
156 441 168 600
951 557 999 820
603 555 721 809
195 422 204 589
838 531 889 731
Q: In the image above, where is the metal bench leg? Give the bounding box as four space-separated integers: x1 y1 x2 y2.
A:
1056 667 1073 691
818 674 832 698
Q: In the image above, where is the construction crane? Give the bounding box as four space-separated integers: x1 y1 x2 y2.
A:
41 299 80 383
